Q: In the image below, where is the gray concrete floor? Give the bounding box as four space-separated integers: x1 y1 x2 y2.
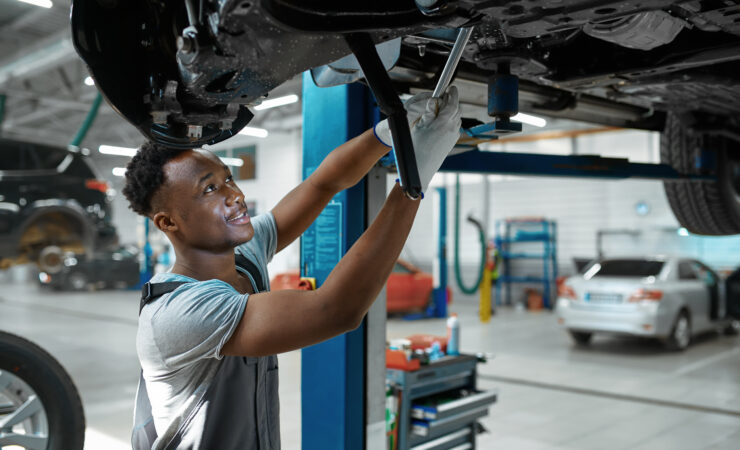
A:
1 278 738 449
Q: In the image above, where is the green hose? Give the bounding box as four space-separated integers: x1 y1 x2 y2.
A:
69 92 102 148
454 174 487 294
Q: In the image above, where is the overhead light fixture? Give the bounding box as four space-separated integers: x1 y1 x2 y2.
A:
220 157 244 167
238 126 269 138
99 145 137 157
18 0 53 8
112 167 127 177
253 94 299 111
512 112 547 128
84 76 94 86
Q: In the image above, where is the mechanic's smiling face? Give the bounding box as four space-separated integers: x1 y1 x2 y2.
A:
157 149 254 252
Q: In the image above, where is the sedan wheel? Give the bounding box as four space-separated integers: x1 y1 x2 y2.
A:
67 272 88 291
724 319 740 336
0 331 85 449
569 330 593 346
667 312 691 351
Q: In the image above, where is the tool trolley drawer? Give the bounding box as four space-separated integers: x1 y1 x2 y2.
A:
409 427 475 450
411 389 497 421
409 404 489 444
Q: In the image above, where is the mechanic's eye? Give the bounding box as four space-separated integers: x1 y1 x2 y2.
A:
225 175 234 183
204 184 216 193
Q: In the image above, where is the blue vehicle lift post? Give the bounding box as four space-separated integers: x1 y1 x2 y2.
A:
431 187 449 318
301 73 388 450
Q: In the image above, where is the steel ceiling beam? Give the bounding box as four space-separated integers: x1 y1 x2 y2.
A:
0 31 77 87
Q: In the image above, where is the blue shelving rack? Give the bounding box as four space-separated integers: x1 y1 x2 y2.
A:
494 218 557 309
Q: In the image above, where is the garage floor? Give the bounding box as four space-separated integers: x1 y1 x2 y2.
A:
1 277 738 449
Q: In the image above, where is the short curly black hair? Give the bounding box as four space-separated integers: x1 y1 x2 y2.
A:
122 141 189 216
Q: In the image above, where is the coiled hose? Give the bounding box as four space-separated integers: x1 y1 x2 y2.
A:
454 174 487 295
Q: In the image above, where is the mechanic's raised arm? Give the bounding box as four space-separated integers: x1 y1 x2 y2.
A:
270 90 440 253
270 128 390 253
223 88 461 357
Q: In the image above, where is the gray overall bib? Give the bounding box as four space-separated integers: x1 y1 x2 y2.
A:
132 255 280 450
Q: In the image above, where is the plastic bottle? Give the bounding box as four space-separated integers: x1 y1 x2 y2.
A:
446 313 460 356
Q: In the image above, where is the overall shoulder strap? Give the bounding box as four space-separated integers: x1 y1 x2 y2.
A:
139 281 189 315
139 253 265 315
235 253 266 293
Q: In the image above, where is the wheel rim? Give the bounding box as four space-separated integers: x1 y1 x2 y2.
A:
69 274 86 290
0 369 49 449
674 315 690 349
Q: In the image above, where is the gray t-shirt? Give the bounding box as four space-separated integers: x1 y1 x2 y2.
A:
137 213 278 443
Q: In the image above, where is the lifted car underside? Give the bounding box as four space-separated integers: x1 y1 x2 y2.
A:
72 0 740 233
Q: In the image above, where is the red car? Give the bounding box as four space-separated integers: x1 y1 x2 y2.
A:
270 259 451 314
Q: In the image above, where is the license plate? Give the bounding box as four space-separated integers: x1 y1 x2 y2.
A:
585 292 622 304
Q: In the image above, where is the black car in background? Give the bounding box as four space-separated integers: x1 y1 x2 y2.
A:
0 138 118 272
37 245 140 291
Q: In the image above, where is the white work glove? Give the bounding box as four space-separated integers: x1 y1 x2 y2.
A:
373 91 433 147
375 87 462 195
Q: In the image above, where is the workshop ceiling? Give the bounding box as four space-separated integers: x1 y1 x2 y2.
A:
0 0 302 154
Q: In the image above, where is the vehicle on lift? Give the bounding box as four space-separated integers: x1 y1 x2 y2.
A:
556 257 740 350
0 138 118 272
270 259 451 314
37 244 140 291
72 0 740 234
0 330 86 449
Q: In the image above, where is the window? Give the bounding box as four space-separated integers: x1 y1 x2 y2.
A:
587 259 664 277
234 146 256 180
214 145 256 181
690 261 717 285
0 141 32 171
0 144 23 171
678 261 698 280
32 144 69 170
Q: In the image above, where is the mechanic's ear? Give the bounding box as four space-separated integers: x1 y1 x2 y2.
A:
152 212 178 233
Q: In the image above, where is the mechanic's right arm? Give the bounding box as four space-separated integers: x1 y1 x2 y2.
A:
223 182 419 357
222 87 461 357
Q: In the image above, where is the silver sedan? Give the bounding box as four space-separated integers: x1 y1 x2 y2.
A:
555 257 738 350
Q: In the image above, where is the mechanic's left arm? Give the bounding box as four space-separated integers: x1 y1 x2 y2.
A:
271 128 389 253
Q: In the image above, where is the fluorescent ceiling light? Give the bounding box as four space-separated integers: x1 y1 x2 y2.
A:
253 94 299 111
512 113 547 128
99 145 136 157
238 126 268 138
220 157 244 167
112 167 127 177
84 76 94 86
18 0 53 8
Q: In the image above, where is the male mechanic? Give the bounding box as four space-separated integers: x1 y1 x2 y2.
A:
124 87 461 450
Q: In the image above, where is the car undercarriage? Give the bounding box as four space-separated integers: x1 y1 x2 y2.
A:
71 0 740 234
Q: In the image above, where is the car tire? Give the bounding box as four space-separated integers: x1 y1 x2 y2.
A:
723 319 740 336
666 310 691 351
661 113 740 235
67 272 88 291
0 331 85 450
38 245 65 275
569 330 593 346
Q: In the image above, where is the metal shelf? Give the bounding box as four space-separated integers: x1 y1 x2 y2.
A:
494 219 557 309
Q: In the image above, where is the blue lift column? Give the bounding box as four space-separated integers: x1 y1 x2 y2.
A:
431 187 448 318
300 73 376 450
